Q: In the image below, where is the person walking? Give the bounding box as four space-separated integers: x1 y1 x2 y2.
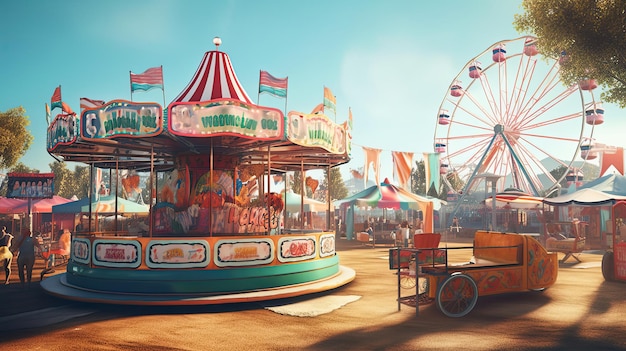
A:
12 229 42 288
0 226 13 285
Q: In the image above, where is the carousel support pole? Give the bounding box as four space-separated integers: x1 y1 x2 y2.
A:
28 198 33 233
301 158 305 229
267 145 271 235
149 146 154 237
326 165 331 231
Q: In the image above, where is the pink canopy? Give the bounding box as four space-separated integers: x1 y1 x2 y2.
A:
12 195 72 213
0 197 27 214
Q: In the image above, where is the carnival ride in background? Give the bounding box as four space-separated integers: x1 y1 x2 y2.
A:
41 38 355 305
434 36 605 208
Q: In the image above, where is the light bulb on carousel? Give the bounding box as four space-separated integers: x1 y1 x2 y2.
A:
213 36 222 50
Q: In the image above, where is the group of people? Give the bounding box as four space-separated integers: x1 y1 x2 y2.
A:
0 226 71 288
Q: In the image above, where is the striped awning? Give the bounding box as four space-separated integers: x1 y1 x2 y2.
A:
172 50 253 103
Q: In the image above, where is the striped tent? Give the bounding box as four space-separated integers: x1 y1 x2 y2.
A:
172 50 253 103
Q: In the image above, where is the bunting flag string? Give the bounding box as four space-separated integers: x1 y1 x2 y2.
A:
362 146 382 188
391 151 414 190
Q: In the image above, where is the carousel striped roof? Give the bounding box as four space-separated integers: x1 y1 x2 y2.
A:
172 50 253 104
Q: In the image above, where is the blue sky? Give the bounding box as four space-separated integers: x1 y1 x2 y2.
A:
1 0 622 186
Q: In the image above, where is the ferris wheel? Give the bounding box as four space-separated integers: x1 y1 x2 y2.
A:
433 36 603 197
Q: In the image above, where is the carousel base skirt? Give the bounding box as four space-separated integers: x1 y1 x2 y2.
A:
40 265 355 306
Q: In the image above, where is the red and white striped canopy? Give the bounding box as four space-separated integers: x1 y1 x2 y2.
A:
172 50 253 104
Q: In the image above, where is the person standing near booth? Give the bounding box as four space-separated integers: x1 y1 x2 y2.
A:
0 227 13 285
12 229 42 289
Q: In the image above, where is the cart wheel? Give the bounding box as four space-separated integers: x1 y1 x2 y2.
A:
400 274 416 289
602 251 615 281
436 273 478 318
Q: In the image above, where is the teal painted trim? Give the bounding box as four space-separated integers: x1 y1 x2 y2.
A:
66 256 340 294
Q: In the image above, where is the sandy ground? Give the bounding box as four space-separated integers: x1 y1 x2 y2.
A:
1 235 626 350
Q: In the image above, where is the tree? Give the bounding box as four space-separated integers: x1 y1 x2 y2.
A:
73 165 91 199
514 0 626 107
49 162 76 199
0 107 34 169
290 171 313 198
323 167 348 201
410 160 426 195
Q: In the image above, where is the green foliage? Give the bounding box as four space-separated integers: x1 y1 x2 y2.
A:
290 171 312 197
410 160 426 195
0 107 34 170
514 0 626 107
49 162 78 198
324 167 348 201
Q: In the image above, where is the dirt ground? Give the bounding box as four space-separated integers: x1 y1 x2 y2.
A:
1 236 626 350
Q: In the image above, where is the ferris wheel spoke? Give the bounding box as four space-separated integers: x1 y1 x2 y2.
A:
456 90 499 126
515 83 579 129
514 60 563 122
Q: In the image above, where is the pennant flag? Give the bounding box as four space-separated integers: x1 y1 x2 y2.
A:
305 176 319 194
350 169 364 179
259 70 288 98
310 103 324 114
392 151 414 190
130 66 164 92
80 97 106 112
600 146 624 175
50 86 62 110
45 103 50 125
423 152 441 197
363 146 382 187
323 86 336 113
61 101 75 115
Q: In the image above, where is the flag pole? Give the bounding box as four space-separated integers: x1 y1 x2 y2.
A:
160 65 166 107
322 86 325 114
283 77 288 117
257 70 261 105
129 71 133 102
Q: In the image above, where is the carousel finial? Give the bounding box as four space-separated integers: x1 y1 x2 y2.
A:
213 37 222 51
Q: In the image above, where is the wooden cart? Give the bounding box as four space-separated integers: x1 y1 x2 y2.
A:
389 230 559 317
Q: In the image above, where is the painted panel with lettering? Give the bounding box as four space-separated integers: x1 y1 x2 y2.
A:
72 238 91 265
146 240 210 268
168 100 284 140
319 234 336 258
47 113 79 151
93 239 142 268
214 238 275 267
81 100 162 139
277 236 316 263
287 111 347 154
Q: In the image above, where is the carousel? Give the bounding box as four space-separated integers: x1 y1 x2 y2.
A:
41 38 355 305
